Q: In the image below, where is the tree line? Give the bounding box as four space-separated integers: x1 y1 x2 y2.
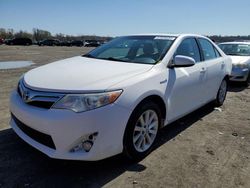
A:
0 28 249 42
0 28 112 42
209 35 250 43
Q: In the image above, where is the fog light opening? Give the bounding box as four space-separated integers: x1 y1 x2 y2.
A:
70 132 98 153
82 140 93 152
89 132 98 141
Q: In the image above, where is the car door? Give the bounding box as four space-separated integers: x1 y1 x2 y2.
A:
166 38 207 122
197 38 225 102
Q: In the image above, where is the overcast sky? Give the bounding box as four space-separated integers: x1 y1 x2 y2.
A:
1 0 249 36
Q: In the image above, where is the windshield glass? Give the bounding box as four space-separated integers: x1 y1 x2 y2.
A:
219 43 250 56
83 36 176 64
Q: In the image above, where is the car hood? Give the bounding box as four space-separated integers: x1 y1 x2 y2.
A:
229 56 250 65
24 56 153 92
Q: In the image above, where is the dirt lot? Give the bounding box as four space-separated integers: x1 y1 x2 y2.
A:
0 45 249 188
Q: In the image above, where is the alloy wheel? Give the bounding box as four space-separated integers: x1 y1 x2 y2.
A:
132 110 159 152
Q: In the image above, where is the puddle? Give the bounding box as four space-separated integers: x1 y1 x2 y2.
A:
0 61 34 70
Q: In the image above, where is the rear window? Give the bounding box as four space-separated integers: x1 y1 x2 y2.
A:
218 43 250 56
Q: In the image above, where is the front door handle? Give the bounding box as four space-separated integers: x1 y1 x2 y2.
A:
200 67 206 73
221 62 225 69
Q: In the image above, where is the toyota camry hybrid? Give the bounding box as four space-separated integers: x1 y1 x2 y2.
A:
10 34 232 161
218 42 250 83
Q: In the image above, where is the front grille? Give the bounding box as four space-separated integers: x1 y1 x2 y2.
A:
235 76 244 79
17 80 64 109
12 114 56 149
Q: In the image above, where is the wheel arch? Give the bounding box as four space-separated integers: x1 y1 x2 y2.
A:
137 95 166 125
122 94 167 159
126 94 167 129
224 74 230 82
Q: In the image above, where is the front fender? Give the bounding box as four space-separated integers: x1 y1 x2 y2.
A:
112 65 169 122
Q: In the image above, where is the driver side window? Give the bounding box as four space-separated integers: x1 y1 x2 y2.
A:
175 38 201 63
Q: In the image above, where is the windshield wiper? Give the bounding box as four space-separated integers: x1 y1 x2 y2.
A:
83 55 129 62
103 57 128 62
226 53 239 56
82 54 95 58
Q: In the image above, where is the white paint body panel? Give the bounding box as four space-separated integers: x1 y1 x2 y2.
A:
24 56 153 92
10 34 232 161
230 56 250 65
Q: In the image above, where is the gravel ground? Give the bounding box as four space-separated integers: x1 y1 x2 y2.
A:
0 45 249 188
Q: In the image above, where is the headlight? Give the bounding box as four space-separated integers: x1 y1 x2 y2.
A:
233 63 248 69
52 90 123 112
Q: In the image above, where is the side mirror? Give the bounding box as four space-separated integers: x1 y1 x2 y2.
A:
169 55 195 68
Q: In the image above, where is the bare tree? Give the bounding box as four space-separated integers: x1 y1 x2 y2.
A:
33 28 52 41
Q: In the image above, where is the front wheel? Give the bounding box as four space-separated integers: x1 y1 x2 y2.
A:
214 78 228 107
123 101 161 161
243 72 250 86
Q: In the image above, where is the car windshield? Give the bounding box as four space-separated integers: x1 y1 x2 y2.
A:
219 43 250 56
83 36 176 64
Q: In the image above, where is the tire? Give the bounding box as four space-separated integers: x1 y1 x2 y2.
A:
243 72 250 86
123 101 161 161
214 78 228 107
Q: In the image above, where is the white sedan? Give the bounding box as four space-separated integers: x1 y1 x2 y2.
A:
10 34 232 161
219 42 250 83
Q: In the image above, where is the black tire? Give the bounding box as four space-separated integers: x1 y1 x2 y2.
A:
243 72 250 86
123 101 162 161
214 78 228 107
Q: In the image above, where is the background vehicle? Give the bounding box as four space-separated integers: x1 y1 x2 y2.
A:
219 42 250 84
10 34 231 161
60 41 71 46
84 40 100 47
0 38 4 45
38 39 61 46
5 38 32 45
70 40 83 47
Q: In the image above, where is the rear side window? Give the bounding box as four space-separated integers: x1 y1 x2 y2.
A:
175 38 201 62
198 38 217 60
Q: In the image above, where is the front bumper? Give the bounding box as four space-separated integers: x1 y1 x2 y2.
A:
229 67 249 82
10 91 131 161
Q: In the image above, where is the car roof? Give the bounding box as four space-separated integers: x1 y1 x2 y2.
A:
120 33 206 38
219 41 250 45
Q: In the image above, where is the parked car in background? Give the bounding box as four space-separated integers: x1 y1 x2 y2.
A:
32 41 38 45
219 42 250 83
0 38 4 45
60 41 71 47
38 39 61 46
70 40 84 47
5 38 32 45
10 34 231 161
84 40 100 47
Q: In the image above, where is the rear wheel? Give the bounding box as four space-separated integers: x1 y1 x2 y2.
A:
214 78 227 106
123 101 161 161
